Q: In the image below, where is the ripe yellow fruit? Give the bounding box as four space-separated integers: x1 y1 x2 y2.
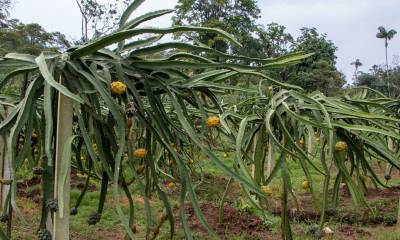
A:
133 148 147 158
110 81 127 95
261 185 273 195
335 141 347 151
206 116 220 128
268 86 273 91
223 153 228 158
167 182 175 189
189 159 194 164
299 139 305 145
302 180 310 189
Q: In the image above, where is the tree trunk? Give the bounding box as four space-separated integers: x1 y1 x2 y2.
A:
385 39 389 71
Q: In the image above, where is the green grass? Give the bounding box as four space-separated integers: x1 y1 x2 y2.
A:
375 231 400 240
69 191 123 239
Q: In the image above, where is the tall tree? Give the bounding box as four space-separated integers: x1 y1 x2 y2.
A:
0 0 13 27
351 58 362 81
287 28 345 95
173 0 261 55
75 0 131 42
292 60 345 95
256 23 293 57
293 27 337 65
376 26 397 97
376 26 397 71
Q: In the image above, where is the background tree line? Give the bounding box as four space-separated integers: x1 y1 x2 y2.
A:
0 0 132 54
355 63 400 98
173 0 345 95
1 0 398 97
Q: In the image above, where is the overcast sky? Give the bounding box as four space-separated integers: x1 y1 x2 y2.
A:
10 0 400 84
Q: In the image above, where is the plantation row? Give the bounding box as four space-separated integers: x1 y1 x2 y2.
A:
1 1 400 240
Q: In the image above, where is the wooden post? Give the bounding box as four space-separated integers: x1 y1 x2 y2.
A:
0 134 10 207
267 137 273 177
0 106 12 238
53 86 72 239
251 132 258 179
0 128 6 206
0 107 10 208
307 133 313 159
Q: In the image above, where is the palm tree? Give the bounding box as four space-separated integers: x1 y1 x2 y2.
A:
376 26 397 97
351 58 362 82
376 26 397 71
